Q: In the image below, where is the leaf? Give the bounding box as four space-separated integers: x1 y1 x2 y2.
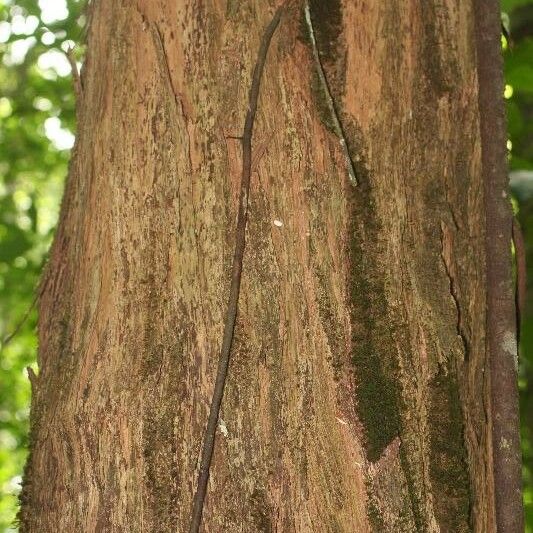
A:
502 0 533 11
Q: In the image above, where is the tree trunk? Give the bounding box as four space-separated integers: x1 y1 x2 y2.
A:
19 1 514 531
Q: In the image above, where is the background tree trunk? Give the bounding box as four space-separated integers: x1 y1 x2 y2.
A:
19 0 506 531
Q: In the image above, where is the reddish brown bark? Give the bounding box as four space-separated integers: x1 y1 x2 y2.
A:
19 1 508 531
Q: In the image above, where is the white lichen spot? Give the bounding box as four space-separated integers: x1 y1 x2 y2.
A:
218 419 229 438
273 219 283 227
500 437 511 450
502 330 518 370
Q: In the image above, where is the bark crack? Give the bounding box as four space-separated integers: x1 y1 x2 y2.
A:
151 25 177 103
440 222 469 358
151 22 189 123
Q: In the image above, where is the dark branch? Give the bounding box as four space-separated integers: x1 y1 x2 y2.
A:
474 0 524 530
188 7 283 533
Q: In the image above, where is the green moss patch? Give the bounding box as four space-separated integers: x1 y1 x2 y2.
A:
428 369 471 532
307 0 343 66
347 185 401 463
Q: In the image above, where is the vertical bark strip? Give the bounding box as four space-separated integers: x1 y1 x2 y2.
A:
473 1 524 531
189 9 282 532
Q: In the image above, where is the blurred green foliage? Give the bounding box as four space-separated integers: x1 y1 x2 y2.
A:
502 0 533 533
0 0 531 531
503 1 533 530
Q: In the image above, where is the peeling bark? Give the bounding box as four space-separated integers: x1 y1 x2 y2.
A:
20 1 504 531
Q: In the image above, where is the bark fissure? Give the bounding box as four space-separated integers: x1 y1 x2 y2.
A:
151 25 177 109
440 222 469 358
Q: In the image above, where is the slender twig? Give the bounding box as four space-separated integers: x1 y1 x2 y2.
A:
1 293 38 349
188 8 283 533
304 2 357 186
1 256 50 351
474 0 524 530
65 46 83 99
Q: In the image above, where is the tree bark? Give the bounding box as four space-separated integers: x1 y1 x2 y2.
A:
19 0 510 531
474 0 524 530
